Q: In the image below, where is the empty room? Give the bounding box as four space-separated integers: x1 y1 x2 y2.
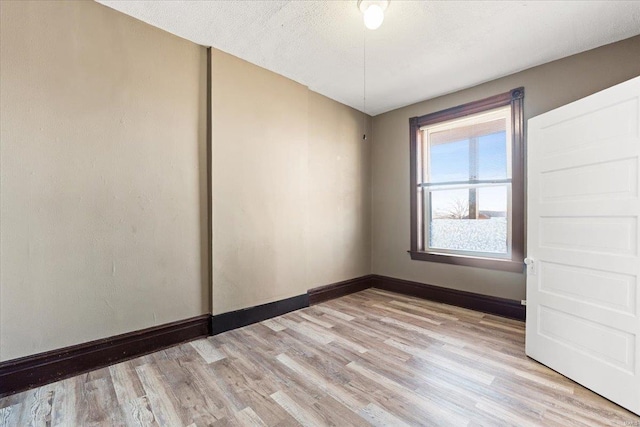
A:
1 0 639 425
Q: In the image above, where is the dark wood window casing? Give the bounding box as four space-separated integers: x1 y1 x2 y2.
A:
409 88 525 273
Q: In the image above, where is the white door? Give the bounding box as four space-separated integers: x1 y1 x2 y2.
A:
526 76 640 416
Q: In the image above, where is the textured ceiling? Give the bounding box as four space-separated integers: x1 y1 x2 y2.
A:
97 1 640 116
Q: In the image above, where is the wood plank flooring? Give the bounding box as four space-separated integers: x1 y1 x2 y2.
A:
1 289 638 426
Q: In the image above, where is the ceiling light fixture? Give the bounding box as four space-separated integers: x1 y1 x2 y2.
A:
358 0 389 30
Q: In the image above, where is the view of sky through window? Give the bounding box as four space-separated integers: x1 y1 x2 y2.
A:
429 131 508 215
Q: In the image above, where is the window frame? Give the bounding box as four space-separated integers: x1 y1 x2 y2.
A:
408 88 525 273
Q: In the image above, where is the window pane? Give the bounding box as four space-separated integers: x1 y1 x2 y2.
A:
430 188 470 220
428 116 509 184
428 186 508 254
478 131 508 180
429 138 469 183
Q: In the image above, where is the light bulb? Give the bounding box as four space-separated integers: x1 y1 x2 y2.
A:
363 4 384 30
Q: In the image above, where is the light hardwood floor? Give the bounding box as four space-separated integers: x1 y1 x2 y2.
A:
1 289 638 426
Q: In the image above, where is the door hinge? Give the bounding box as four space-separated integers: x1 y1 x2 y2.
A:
524 257 536 276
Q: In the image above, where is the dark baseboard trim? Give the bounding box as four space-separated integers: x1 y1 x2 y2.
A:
0 314 210 398
0 275 523 398
211 274 378 334
308 275 374 305
371 275 525 321
211 294 309 335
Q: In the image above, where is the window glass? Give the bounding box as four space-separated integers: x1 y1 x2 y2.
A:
428 186 508 255
428 138 469 183
409 88 524 271
478 131 508 180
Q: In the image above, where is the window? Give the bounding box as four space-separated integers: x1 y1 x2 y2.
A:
409 88 524 272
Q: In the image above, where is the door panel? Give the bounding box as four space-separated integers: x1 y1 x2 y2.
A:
538 262 636 314
540 157 637 201
526 76 640 415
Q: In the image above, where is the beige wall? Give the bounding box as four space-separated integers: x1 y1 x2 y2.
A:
372 35 640 301
0 0 371 360
4 0 636 363
211 49 371 314
0 1 208 361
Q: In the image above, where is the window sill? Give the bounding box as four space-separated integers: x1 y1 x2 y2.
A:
408 250 524 273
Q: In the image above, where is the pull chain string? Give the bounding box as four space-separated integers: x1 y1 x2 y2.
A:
363 26 367 140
